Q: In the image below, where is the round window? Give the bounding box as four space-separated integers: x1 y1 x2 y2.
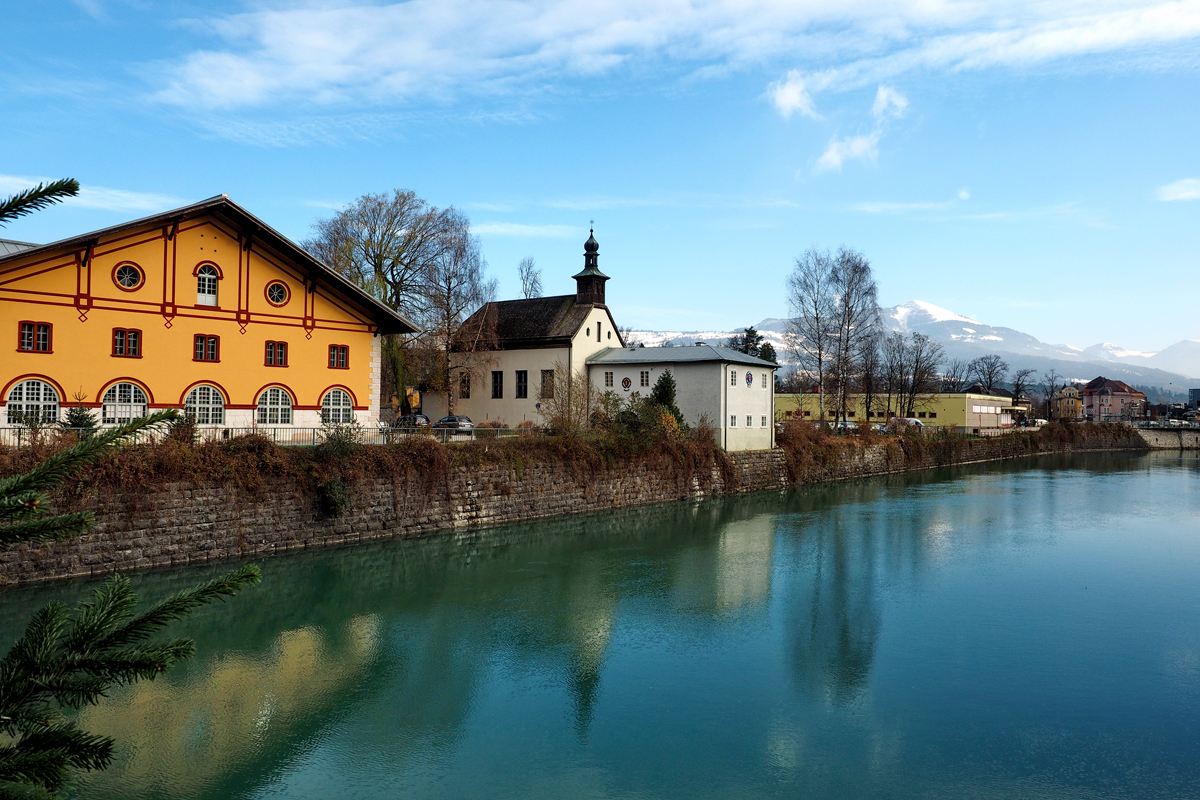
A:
266 281 289 306
114 264 143 290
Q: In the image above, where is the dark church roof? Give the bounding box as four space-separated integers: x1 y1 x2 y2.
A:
460 294 615 350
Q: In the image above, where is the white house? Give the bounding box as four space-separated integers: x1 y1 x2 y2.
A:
423 231 776 450
586 345 776 451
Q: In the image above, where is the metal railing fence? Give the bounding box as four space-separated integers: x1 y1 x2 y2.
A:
0 425 536 448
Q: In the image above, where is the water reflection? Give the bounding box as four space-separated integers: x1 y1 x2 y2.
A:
0 450 1195 800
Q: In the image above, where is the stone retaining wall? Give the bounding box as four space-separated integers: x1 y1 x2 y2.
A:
0 429 1149 586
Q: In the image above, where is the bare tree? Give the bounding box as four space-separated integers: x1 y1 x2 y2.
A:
881 331 909 419
828 247 880 426
422 212 497 414
857 331 883 424
518 256 542 299
904 333 945 417
1041 369 1062 421
304 190 457 318
786 248 835 423
1011 368 1036 400
940 358 972 393
304 190 461 413
537 361 597 436
618 325 641 347
969 354 1009 395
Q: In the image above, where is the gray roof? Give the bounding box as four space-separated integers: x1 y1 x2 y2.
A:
587 344 778 368
0 239 38 257
0 195 417 335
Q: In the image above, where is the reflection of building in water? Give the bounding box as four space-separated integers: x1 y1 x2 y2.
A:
670 512 776 614
75 616 380 799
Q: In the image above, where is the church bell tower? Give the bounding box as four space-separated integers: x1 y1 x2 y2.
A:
573 227 609 305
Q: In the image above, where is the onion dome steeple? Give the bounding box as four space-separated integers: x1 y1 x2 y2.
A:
573 225 609 305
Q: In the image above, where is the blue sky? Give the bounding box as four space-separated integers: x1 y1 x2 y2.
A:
2 0 1198 351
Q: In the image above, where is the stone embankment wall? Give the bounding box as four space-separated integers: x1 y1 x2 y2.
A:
0 429 1152 586
1137 428 1200 450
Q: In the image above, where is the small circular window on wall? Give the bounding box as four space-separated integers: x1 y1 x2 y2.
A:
112 263 144 291
265 281 289 306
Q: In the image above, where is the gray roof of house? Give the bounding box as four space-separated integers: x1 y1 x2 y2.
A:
0 239 38 257
0 195 417 335
587 344 778 368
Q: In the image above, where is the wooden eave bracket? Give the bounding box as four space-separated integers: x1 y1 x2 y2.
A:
79 239 98 267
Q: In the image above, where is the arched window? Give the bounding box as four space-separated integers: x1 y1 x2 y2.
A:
197 265 219 306
321 389 354 424
102 382 148 424
184 385 225 425
256 387 293 425
6 379 59 424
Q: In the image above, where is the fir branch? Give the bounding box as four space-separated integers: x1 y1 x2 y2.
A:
0 514 93 547
0 410 176 501
0 180 79 227
96 565 261 651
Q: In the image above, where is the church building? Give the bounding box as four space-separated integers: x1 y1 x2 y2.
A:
426 231 776 450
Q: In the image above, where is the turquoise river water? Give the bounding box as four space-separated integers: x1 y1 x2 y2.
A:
2 452 1199 799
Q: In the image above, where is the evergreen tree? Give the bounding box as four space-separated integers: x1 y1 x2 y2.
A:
758 342 778 364
726 326 764 358
0 180 79 226
0 411 260 798
650 369 685 427
59 405 99 440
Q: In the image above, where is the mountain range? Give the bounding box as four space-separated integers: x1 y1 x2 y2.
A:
630 300 1199 392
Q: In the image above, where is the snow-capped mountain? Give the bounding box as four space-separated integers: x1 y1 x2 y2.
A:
629 300 1199 386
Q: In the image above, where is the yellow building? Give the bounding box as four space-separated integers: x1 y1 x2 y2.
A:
0 195 414 430
1055 385 1083 420
775 391 1016 431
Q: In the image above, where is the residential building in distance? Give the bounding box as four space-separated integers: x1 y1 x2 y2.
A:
1080 377 1147 422
0 195 416 431
1055 384 1084 420
775 390 1016 432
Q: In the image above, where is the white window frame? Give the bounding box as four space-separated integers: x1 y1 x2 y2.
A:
101 382 148 424
6 379 60 425
730 415 736 427
196 265 219 306
604 371 613 388
184 385 225 425
321 389 354 424
730 370 737 387
640 370 650 387
257 387 293 425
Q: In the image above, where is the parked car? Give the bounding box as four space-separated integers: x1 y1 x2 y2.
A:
432 415 474 433
394 414 430 429
895 417 925 428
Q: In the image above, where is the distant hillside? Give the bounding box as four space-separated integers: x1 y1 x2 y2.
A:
629 300 1199 389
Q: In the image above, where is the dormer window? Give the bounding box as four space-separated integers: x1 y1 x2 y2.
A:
197 265 219 306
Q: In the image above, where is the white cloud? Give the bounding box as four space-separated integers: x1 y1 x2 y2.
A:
816 132 880 171
151 1 1200 111
473 222 577 237
1157 178 1200 200
872 85 908 118
770 70 819 118
958 188 971 200
0 175 183 213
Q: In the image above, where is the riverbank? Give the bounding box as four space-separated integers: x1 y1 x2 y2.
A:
0 423 1148 586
